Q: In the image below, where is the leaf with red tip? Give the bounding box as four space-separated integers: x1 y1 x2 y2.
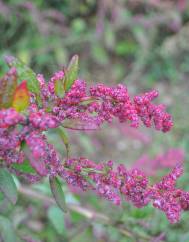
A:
5 56 41 105
12 80 30 112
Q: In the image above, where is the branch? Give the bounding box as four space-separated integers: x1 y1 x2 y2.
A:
18 185 109 222
18 185 140 239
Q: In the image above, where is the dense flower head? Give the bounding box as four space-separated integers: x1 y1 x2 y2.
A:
0 108 26 128
0 63 185 224
36 70 173 131
25 131 61 176
150 164 189 223
58 158 189 223
89 83 140 127
29 110 59 130
134 90 173 132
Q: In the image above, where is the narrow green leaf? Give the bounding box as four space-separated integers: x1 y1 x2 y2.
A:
47 205 66 235
63 55 79 92
12 159 36 174
49 176 67 213
56 127 70 158
54 78 65 98
0 215 16 242
53 55 79 97
5 55 41 105
0 169 17 205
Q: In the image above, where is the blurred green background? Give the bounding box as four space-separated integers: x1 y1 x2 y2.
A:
1 0 189 241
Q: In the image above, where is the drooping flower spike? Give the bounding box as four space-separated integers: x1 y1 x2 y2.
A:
0 56 186 224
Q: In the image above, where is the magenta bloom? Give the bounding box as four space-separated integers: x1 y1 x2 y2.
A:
1 63 186 224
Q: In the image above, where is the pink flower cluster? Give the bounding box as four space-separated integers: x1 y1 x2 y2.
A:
0 66 186 224
58 158 189 223
36 71 173 131
134 90 173 132
0 108 26 128
151 165 189 223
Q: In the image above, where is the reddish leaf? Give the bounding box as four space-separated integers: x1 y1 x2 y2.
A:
5 55 41 105
12 80 30 112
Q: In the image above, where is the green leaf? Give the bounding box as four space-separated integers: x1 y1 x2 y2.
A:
55 127 70 158
55 55 79 98
71 211 85 223
54 78 65 98
130 204 153 219
47 205 66 235
12 159 36 174
5 55 41 105
63 55 79 92
49 176 67 213
0 169 17 205
54 55 79 97
0 215 17 242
